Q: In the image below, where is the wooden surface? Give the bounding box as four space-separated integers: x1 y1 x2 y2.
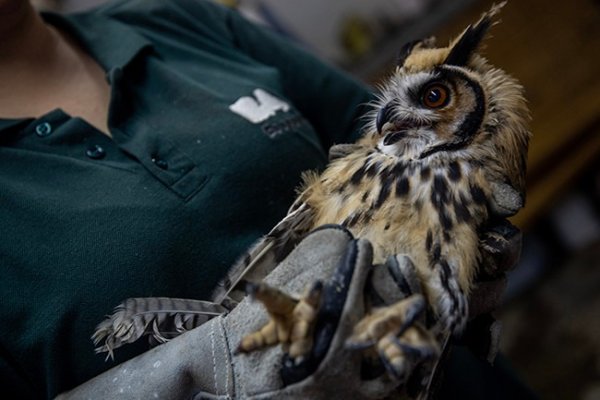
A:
384 0 600 229
436 0 600 229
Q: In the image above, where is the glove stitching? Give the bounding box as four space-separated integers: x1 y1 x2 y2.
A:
210 319 220 396
217 316 233 399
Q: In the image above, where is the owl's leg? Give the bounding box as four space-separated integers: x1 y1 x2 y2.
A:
346 294 439 381
237 281 322 359
346 255 441 382
429 259 469 336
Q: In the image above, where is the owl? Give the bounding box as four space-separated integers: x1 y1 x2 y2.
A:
94 2 530 395
216 1 530 390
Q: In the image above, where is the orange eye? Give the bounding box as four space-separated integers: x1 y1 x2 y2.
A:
421 84 450 109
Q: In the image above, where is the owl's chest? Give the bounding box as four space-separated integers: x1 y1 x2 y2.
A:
308 152 487 264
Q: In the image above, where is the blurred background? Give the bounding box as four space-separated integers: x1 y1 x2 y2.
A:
34 0 600 398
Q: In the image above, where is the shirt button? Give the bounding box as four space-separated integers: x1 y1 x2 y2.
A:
86 144 106 160
152 157 168 170
35 122 52 137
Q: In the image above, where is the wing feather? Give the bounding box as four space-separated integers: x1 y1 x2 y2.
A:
211 200 315 305
92 297 227 359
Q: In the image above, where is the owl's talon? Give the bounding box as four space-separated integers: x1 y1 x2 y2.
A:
346 294 426 346
397 295 425 334
237 281 322 358
345 339 376 351
378 348 408 382
394 339 438 361
347 294 439 381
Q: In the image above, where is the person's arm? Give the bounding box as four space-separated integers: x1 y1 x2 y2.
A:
55 228 398 400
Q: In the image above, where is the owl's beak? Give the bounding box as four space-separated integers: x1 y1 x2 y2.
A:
376 103 394 134
376 103 422 135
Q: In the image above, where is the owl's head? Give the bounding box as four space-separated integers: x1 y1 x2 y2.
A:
372 2 531 197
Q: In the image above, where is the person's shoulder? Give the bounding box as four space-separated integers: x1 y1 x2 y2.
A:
89 0 235 43
94 0 228 18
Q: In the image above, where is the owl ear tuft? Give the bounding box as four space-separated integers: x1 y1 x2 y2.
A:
396 40 421 68
444 2 505 66
396 37 437 68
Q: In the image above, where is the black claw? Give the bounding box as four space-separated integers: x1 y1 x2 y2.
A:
345 339 376 351
308 280 324 298
385 256 413 297
280 239 360 386
397 296 426 336
397 341 436 361
378 349 406 382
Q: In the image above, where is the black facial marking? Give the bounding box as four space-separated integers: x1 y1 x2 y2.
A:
395 176 410 197
448 161 462 181
444 16 491 67
449 70 486 141
361 191 369 203
419 67 486 159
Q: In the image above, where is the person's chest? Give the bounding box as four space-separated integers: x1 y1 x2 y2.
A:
0 28 111 136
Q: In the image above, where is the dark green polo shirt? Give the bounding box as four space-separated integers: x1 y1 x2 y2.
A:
0 1 372 398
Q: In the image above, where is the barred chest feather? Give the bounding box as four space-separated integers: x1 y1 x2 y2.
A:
303 143 490 294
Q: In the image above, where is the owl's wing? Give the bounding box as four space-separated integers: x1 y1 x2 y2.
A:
93 198 316 357
92 297 228 359
211 196 316 307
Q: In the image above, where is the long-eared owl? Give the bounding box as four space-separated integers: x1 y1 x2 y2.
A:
222 1 531 388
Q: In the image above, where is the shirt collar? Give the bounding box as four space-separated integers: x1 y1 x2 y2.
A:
41 10 153 72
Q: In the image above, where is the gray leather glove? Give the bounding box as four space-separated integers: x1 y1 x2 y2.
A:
56 227 399 400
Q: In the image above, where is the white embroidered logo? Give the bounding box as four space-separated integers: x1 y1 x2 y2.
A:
229 89 290 124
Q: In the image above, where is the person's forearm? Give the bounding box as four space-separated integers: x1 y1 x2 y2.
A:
56 317 232 400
